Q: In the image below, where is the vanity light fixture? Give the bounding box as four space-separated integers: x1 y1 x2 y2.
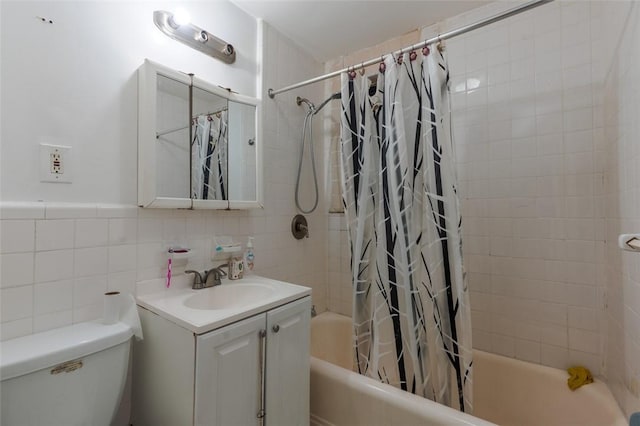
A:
153 10 236 64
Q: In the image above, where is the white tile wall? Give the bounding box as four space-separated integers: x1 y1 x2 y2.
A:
1 220 35 253
1 253 34 287
602 0 640 417
430 0 606 374
35 249 74 283
74 219 109 248
35 220 74 251
327 214 351 316
34 280 73 315
1 286 33 322
0 21 329 341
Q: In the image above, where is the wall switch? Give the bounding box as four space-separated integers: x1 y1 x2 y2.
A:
40 144 72 183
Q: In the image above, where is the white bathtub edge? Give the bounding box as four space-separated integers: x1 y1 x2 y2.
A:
311 357 495 425
310 311 627 426
310 412 336 426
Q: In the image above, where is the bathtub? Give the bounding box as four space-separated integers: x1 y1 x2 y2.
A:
310 312 627 426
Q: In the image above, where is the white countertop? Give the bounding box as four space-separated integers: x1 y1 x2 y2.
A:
136 275 311 334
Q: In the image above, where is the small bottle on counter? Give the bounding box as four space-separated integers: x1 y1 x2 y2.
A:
245 237 255 273
228 257 244 280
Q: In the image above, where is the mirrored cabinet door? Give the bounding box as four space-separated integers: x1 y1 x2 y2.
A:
228 101 257 204
156 75 190 200
138 61 193 208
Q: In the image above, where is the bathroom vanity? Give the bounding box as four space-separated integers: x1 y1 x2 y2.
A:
132 276 311 426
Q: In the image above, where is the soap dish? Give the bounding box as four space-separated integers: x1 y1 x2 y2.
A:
168 247 193 260
212 244 242 261
212 236 242 261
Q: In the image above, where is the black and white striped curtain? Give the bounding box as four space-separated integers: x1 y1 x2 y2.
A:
339 47 473 412
192 112 228 200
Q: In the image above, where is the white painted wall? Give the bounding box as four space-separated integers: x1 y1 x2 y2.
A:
1 1 257 204
0 0 327 336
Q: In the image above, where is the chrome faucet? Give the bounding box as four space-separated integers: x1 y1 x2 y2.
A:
204 266 227 287
185 270 205 289
186 266 227 290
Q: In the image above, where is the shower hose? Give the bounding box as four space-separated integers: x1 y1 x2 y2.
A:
295 108 319 214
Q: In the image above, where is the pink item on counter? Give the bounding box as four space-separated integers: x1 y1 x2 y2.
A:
166 258 172 288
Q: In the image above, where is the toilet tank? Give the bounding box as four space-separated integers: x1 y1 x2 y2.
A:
1 321 133 426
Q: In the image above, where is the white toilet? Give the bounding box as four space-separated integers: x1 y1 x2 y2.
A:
1 321 133 426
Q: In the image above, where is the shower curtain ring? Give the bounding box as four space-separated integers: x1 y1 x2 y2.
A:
421 40 430 56
379 56 386 73
359 62 365 76
348 66 357 80
436 34 445 53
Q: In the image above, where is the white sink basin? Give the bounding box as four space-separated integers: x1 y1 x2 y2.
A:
135 275 311 334
183 283 274 310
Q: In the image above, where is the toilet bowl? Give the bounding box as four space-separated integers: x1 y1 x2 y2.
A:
1 321 133 426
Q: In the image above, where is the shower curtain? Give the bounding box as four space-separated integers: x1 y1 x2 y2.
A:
192 112 228 200
339 47 473 413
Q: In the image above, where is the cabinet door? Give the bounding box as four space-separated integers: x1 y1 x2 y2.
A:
195 314 265 425
265 296 311 426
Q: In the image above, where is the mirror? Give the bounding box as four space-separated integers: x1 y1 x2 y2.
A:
228 101 257 203
156 74 191 201
138 59 262 209
191 86 228 201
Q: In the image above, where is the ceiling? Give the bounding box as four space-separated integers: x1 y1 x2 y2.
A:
231 1 490 62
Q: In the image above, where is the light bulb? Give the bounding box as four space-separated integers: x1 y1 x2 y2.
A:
171 8 191 27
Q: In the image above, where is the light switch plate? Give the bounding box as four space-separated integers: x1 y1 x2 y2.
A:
40 143 72 183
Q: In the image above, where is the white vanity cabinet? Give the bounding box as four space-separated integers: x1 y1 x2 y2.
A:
265 300 311 424
194 313 263 425
132 296 310 426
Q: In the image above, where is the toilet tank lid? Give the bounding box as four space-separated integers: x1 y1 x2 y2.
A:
1 321 133 381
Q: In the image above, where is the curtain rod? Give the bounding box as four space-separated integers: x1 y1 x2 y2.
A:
156 107 228 139
267 0 553 99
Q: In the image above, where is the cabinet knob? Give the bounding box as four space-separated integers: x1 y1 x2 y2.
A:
272 324 280 333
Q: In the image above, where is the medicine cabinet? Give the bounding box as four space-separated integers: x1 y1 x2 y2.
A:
138 59 262 209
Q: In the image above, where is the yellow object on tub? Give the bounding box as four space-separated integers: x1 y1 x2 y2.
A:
567 366 594 391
